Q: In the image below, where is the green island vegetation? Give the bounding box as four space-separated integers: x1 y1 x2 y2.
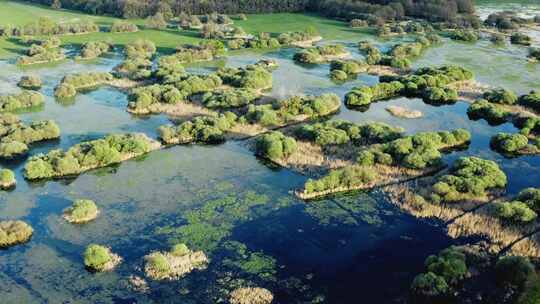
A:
0 114 60 159
345 65 473 108
1 0 540 302
229 287 274 304
424 156 507 204
127 74 223 114
109 20 138 33
491 133 539 156
216 62 273 91
293 44 349 64
16 36 65 65
295 129 470 199
54 72 114 99
24 133 160 180
166 40 225 64
510 32 533 46
294 119 403 146
17 75 42 90
491 188 540 224
113 39 156 80
329 59 367 81
467 99 512 125
0 168 16 189
202 88 259 109
358 34 441 70
485 11 537 31
227 32 281 50
0 91 44 112
62 199 99 224
490 32 506 45
529 48 540 62
83 244 122 272
158 113 236 145
76 41 113 60
447 29 479 42
0 220 33 248
243 93 341 127
410 246 468 299
410 245 540 304
144 243 208 280
255 131 298 161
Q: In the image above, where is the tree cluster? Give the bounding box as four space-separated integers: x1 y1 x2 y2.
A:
24 133 157 179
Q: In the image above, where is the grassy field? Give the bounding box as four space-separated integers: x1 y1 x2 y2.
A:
0 1 366 59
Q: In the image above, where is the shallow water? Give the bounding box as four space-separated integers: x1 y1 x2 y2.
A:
0 1 539 303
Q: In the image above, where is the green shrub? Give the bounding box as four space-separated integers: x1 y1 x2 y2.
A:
109 21 138 33
255 131 297 160
518 91 540 112
0 91 45 112
345 81 404 107
158 113 236 145
490 133 529 154
430 157 507 203
330 59 365 76
113 57 152 80
492 201 537 223
411 272 449 297
171 243 190 256
55 72 113 98
0 141 28 158
145 252 171 278
24 133 156 179
0 168 16 188
17 75 42 90
511 32 532 46
84 244 113 272
218 65 272 90
293 44 347 64
358 129 470 170
467 99 510 125
411 247 467 297
244 94 340 127
54 83 76 99
358 42 382 65
303 165 377 194
277 29 319 45
78 41 113 60
496 256 536 288
529 48 540 61
125 39 156 59
63 199 99 223
0 220 33 248
483 88 518 105
295 120 402 146
202 88 259 109
449 30 478 42
330 69 348 81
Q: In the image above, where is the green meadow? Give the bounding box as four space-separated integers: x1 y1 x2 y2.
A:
0 1 367 58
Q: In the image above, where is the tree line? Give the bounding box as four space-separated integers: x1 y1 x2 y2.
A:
20 0 476 23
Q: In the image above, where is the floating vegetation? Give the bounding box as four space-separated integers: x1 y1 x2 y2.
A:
293 44 350 64
54 72 114 99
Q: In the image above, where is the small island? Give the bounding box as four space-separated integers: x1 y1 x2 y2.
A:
83 244 122 272
144 243 208 280
0 220 33 248
62 199 99 224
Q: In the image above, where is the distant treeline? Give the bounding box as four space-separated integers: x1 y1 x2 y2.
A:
19 0 476 23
